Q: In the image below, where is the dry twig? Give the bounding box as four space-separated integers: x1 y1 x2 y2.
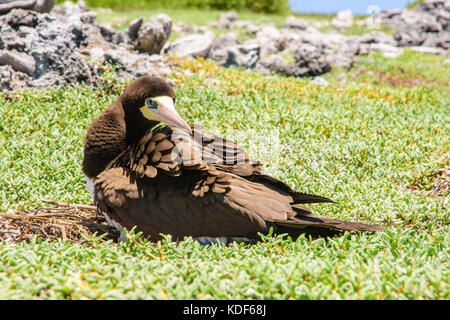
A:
0 201 119 244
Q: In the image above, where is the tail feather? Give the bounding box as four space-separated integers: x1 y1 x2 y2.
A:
292 205 314 216
272 215 384 238
252 174 335 204
291 192 335 204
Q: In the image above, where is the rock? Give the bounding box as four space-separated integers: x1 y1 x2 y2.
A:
0 8 99 91
283 16 309 30
357 31 398 56
0 4 175 91
133 14 172 54
382 8 403 19
103 49 169 79
29 22 95 87
370 43 404 57
232 20 258 33
255 26 282 56
211 32 240 50
219 43 260 68
325 54 354 70
172 21 208 35
291 43 331 76
33 0 55 13
0 49 35 75
358 31 396 45
0 0 36 15
410 45 449 55
310 76 329 86
81 43 171 80
75 22 121 52
326 37 360 69
298 32 359 69
331 9 354 28
51 0 97 24
87 47 105 62
251 28 361 73
126 17 143 40
256 44 331 77
210 11 237 29
208 33 260 68
52 0 89 14
0 0 55 14
424 31 450 49
99 24 126 45
381 0 450 50
2 6 39 26
255 54 287 75
273 29 303 56
305 25 320 33
0 64 30 92
208 33 239 64
393 29 427 47
225 43 260 68
51 1 87 17
165 32 215 58
10 0 449 89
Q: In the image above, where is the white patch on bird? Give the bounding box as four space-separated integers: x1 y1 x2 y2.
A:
194 236 254 246
194 237 227 245
228 237 253 243
84 175 95 200
98 207 127 242
84 176 126 242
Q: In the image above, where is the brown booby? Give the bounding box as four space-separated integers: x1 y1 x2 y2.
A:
82 76 383 243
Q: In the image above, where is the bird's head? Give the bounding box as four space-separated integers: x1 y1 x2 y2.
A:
120 76 191 134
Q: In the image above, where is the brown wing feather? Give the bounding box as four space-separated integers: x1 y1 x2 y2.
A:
94 167 294 240
173 125 334 203
94 124 383 241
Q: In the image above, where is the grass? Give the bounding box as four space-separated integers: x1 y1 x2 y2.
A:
59 0 290 14
0 229 447 299
353 50 450 87
0 44 449 298
406 0 425 9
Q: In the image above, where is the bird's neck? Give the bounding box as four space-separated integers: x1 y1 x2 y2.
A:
82 106 126 178
123 104 156 146
82 101 153 178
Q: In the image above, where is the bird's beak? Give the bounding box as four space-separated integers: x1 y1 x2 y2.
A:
157 97 192 134
143 96 192 134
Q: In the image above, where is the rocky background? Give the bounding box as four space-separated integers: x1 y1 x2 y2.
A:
0 0 449 92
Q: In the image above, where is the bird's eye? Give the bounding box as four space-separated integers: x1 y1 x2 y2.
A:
145 98 158 109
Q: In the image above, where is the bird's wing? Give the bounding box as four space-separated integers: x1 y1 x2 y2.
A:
95 124 383 239
93 166 297 240
106 125 333 205
104 124 258 177
181 125 335 204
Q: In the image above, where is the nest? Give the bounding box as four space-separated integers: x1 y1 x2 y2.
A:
0 200 120 244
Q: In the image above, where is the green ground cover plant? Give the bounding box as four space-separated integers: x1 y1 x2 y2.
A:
0 32 448 299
